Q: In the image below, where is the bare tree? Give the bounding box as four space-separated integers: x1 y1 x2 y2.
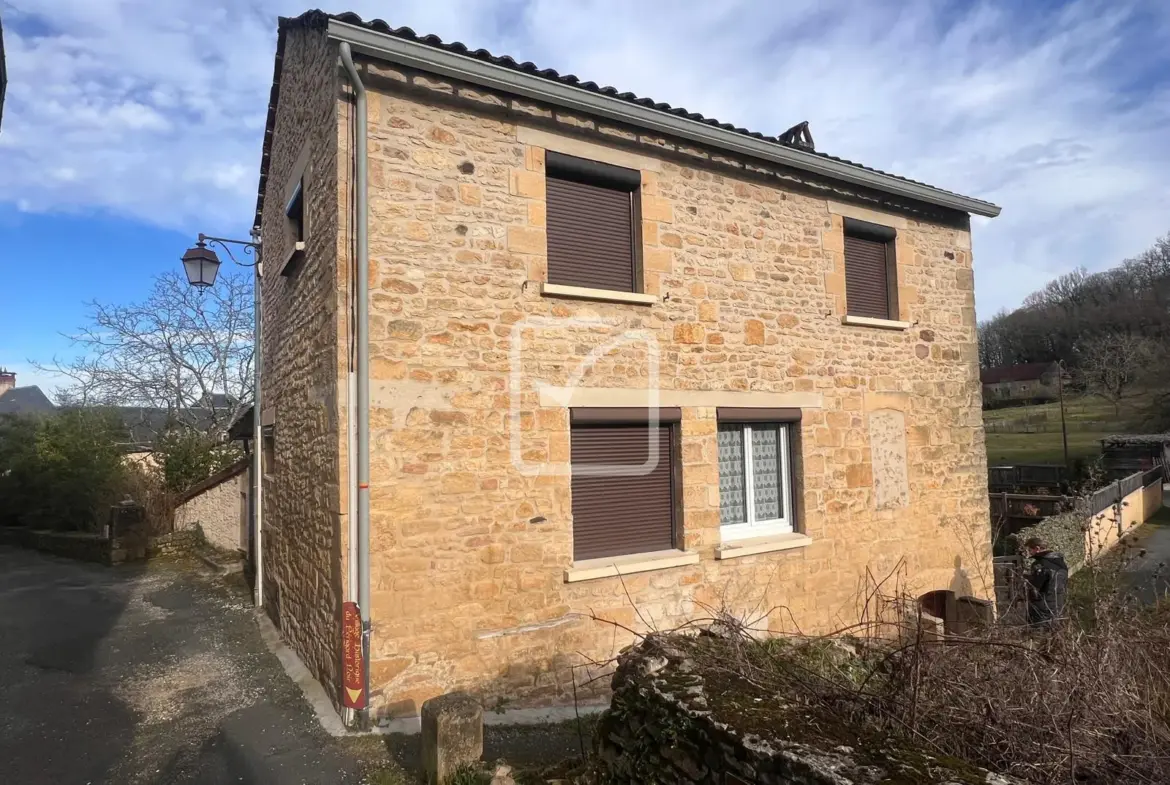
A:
39 268 254 437
1075 332 1155 415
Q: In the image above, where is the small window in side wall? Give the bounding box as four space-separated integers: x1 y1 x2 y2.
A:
718 421 795 540
262 425 275 477
286 180 305 243
569 408 680 560
545 151 642 294
844 218 897 320
281 178 307 278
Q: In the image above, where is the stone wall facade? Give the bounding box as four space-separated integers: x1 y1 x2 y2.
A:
174 462 248 552
345 58 991 721
261 27 992 721
256 22 347 705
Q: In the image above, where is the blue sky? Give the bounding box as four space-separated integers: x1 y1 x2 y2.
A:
1 0 1168 395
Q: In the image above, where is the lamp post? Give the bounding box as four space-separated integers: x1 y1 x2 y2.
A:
181 232 264 608
1057 359 1070 473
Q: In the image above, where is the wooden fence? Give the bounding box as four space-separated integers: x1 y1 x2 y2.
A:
988 464 1066 493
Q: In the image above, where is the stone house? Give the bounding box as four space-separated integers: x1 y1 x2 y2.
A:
0 369 55 416
252 10 1001 724
980 362 1062 405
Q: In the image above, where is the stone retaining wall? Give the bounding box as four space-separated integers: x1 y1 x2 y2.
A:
595 636 1017 785
0 527 202 565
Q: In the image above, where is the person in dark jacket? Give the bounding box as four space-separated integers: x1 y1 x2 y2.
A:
1023 536 1069 627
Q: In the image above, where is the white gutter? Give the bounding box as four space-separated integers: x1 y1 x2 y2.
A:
339 40 371 731
251 230 264 608
326 19 1001 219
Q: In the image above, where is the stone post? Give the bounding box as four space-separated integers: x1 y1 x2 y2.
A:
421 692 483 785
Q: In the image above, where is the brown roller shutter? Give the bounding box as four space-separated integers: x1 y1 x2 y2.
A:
570 424 675 560
844 234 892 319
547 176 636 292
571 407 681 425
716 407 802 423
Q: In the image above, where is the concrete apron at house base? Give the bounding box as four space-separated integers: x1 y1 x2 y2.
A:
257 602 608 736
257 20 992 725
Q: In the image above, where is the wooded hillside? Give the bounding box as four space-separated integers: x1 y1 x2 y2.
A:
978 232 1170 370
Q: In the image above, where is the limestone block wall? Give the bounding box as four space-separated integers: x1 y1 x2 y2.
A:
343 60 992 720
174 468 247 552
256 22 346 704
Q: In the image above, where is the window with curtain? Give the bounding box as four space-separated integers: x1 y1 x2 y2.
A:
718 422 793 539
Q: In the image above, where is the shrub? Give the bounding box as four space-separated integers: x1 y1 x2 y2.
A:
0 409 127 531
155 427 241 494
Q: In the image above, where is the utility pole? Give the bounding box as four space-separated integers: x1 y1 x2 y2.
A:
1057 360 1070 471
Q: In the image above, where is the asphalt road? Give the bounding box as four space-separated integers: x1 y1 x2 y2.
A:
0 546 369 785
1123 507 1170 605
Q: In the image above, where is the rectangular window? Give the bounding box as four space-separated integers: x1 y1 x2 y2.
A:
718 422 794 540
545 151 642 293
569 409 679 561
262 425 275 477
286 180 305 243
844 218 897 320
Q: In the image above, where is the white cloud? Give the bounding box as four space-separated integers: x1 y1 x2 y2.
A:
0 0 1167 314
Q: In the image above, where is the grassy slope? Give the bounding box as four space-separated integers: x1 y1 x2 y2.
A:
984 391 1156 466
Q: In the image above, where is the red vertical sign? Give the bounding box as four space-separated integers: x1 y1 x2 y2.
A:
342 601 366 709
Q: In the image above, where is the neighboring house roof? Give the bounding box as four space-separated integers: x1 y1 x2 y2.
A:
1101 434 1170 447
253 10 1001 234
0 386 56 416
114 406 240 451
228 405 254 442
979 362 1058 385
176 457 249 505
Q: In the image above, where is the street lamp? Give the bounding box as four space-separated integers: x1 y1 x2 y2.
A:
181 241 221 288
181 230 263 609
181 233 259 284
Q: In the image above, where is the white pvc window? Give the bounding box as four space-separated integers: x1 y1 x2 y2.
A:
718 422 793 540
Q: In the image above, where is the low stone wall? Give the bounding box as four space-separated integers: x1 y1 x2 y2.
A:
0 527 202 565
595 636 1018 785
173 459 248 553
0 527 113 564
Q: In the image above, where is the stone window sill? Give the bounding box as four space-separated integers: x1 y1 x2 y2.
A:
279 241 306 277
715 532 812 560
564 549 699 583
540 283 658 306
841 314 910 331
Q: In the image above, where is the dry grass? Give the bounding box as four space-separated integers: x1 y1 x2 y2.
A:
582 554 1170 785
663 587 1170 784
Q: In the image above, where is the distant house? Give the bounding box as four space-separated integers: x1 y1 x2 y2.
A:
980 362 1062 405
0 370 56 416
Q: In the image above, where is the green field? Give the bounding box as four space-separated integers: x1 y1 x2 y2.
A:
984 392 1155 466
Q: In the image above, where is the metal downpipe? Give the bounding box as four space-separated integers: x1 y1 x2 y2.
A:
339 41 371 729
252 230 264 609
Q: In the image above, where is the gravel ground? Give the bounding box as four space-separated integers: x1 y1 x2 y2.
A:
0 546 380 784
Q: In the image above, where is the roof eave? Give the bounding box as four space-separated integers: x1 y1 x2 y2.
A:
327 18 1001 219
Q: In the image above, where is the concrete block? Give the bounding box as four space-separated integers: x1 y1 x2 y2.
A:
421 692 483 784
